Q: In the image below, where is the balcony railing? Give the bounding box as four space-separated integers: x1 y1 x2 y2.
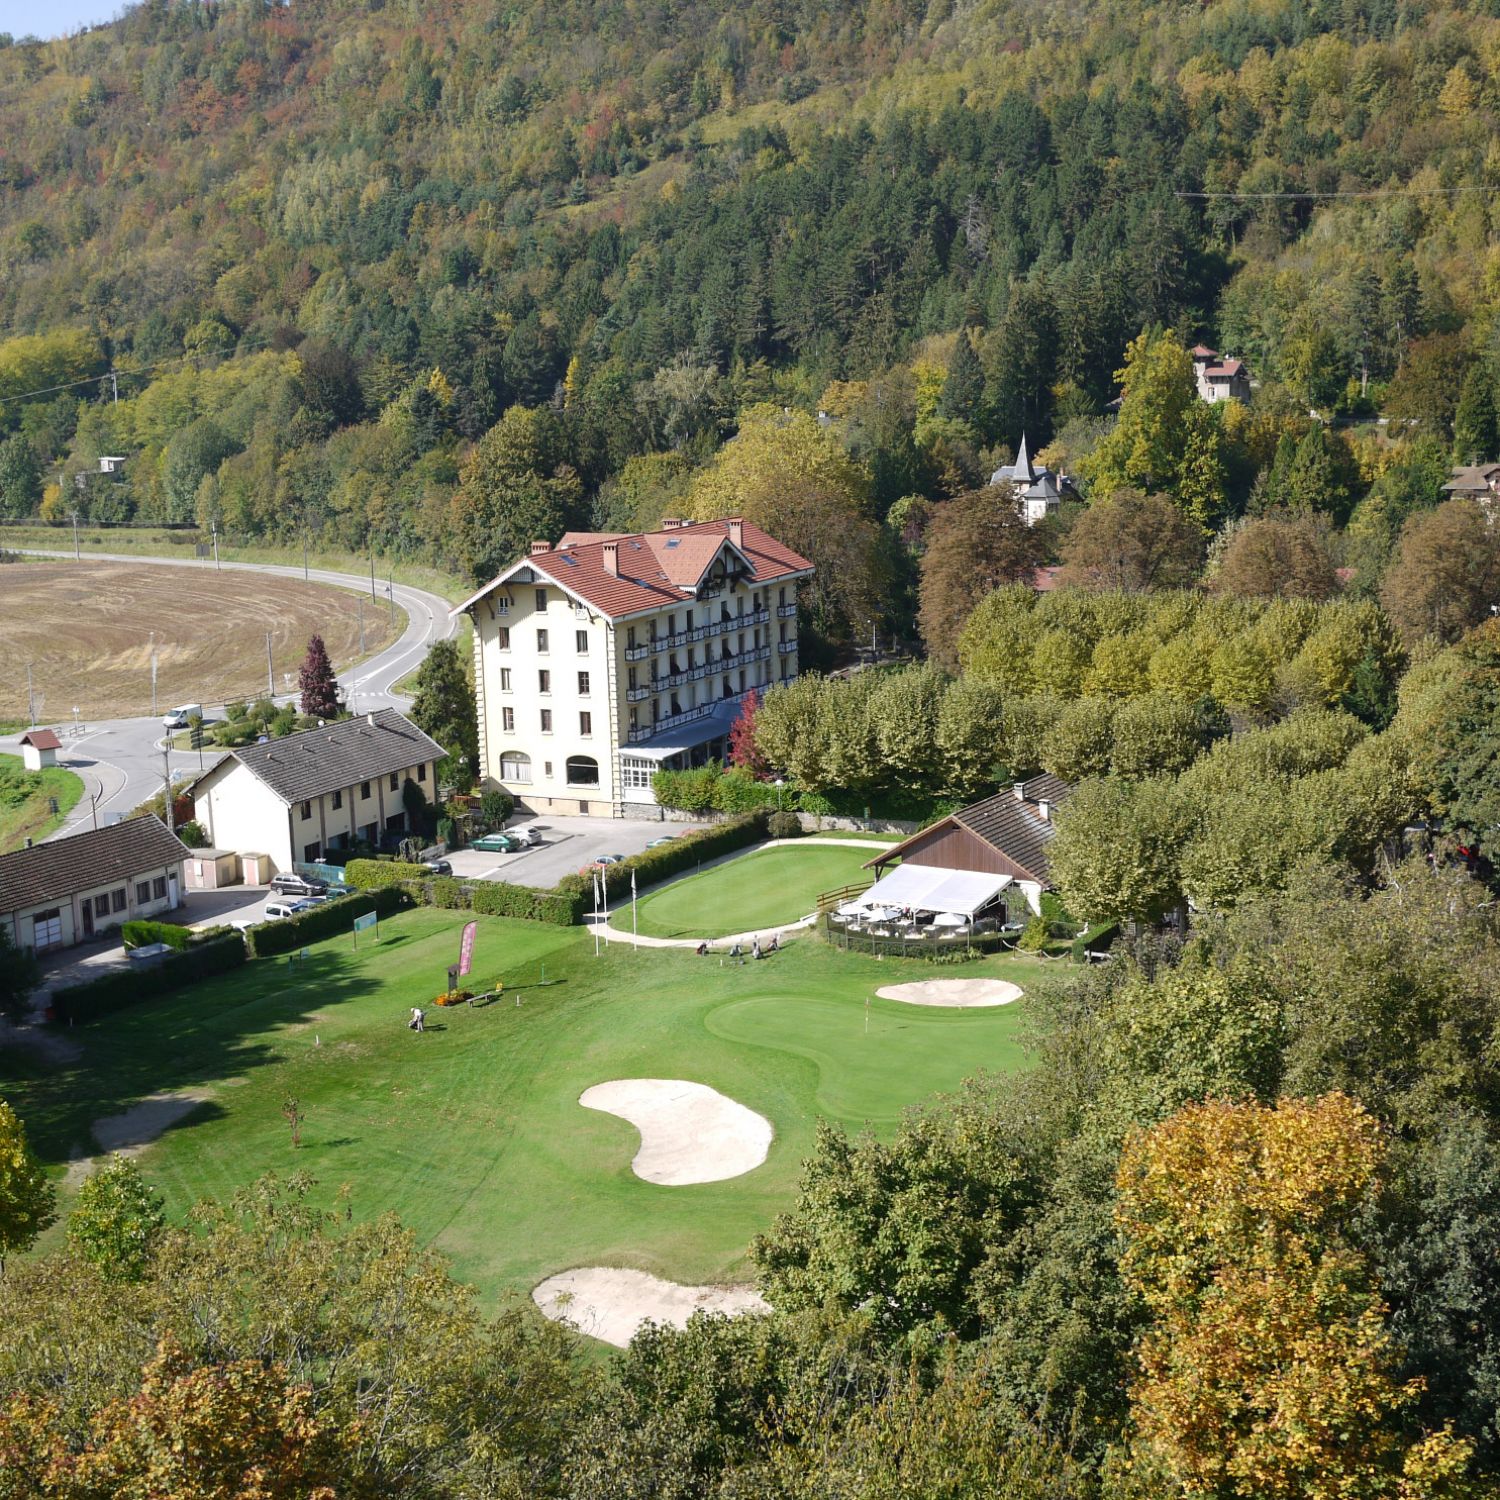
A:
778 639 799 654
626 700 718 743
635 607 769 656
776 603 798 619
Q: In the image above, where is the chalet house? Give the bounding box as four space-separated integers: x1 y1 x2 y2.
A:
0 816 190 955
1192 345 1252 403
1444 464 1500 514
456 517 814 817
862 775 1073 919
989 435 1082 526
189 709 446 874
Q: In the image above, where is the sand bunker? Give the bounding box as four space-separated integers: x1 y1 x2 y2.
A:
92 1090 211 1154
875 977 1024 1008
580 1079 772 1184
533 1267 769 1348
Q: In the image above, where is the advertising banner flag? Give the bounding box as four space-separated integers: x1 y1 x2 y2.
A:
458 919 478 977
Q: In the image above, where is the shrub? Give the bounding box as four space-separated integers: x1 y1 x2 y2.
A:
177 819 210 849
344 858 430 889
1016 915 1051 952
120 920 191 952
596 811 769 901
406 876 587 926
245 887 410 958
1070 921 1121 961
767 810 803 839
479 788 513 827
53 934 247 1025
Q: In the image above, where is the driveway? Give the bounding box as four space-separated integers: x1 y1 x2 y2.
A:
449 816 701 890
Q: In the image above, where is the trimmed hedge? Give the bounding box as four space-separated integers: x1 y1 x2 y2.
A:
403 877 587 926
559 811 771 905
245 887 411 958
121 920 192 951
53 933 247 1025
343 858 430 890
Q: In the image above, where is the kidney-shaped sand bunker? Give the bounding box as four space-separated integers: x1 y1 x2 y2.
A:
580 1078 772 1185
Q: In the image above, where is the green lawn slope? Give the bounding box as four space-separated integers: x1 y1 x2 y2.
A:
0 751 84 853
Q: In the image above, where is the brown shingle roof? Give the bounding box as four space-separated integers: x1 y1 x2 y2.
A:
867 778 1074 884
456 518 814 621
211 708 446 806
0 816 190 913
19 730 61 750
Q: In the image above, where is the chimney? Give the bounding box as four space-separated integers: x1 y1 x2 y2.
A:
24 837 32 849
367 712 376 727
728 517 743 548
603 541 619 577
530 540 551 555
661 517 681 530
1038 799 1051 822
1013 782 1026 801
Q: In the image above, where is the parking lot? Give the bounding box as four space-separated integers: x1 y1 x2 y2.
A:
445 816 702 890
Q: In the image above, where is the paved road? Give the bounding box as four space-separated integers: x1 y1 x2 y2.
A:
1 551 460 841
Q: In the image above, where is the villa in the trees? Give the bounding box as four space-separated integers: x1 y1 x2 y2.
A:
1192 345 1252 403
990 435 1081 525
458 518 814 817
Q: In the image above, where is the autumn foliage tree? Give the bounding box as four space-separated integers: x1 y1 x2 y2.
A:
297 634 340 720
1058 489 1205 592
918 483 1047 666
0 1098 53 1274
1212 513 1341 601
727 688 767 777
1116 1093 1476 1500
1380 499 1500 645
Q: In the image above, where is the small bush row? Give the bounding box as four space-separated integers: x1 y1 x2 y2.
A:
53 933 247 1025
558 811 772 906
343 858 431 890
120 920 192 951
245 887 410 957
405 876 586 926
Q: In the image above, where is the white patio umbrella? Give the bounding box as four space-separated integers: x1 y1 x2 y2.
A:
836 900 868 918
868 906 900 923
931 911 967 929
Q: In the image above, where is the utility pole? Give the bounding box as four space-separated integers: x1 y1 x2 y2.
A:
370 550 376 601
211 520 220 570
162 740 175 837
303 531 309 582
266 632 274 698
388 566 396 626
149 631 158 717
71 510 80 560
25 664 34 729
109 370 118 404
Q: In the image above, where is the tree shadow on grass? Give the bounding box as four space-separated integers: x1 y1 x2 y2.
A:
3 948 393 1167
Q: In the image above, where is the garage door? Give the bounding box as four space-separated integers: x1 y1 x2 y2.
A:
32 908 62 952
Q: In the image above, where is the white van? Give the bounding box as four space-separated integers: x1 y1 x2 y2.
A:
162 703 203 729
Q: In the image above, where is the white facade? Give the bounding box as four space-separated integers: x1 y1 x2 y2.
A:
470 546 804 816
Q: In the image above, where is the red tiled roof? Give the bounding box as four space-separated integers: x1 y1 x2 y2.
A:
456 519 814 621
19 729 61 750
1032 565 1063 592
1192 344 1219 358
1205 360 1243 378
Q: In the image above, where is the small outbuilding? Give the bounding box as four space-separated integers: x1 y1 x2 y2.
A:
17 729 61 771
182 848 241 890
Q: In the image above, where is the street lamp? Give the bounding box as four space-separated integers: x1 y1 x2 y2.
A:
774 777 784 812
72 706 80 737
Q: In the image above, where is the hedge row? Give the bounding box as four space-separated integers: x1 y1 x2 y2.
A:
343 859 431 890
121 920 191 951
560 810 771 905
52 933 247 1025
403 876 587 926
245 887 411 957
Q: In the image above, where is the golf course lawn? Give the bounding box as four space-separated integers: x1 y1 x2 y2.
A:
4 907 1046 1310
629 842 876 938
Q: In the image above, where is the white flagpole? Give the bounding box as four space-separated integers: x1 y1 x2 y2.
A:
631 869 638 944
593 869 601 957
601 868 610 946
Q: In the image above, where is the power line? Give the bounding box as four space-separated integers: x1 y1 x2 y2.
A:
1178 185 1500 201
0 332 283 411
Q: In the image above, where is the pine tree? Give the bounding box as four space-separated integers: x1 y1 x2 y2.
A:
409 638 479 788
298 634 340 720
1453 365 1500 464
938 329 984 423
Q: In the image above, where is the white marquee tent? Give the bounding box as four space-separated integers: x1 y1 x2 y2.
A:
852 864 1012 918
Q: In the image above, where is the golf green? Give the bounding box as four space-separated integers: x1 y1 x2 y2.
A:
3 908 1044 1307
628 842 876 939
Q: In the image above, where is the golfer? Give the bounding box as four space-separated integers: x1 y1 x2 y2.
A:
409 1006 425 1033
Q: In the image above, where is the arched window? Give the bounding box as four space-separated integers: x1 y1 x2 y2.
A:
566 755 600 787
499 752 531 783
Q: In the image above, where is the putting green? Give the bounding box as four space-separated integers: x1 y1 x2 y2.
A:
4 908 1044 1308
629 842 875 939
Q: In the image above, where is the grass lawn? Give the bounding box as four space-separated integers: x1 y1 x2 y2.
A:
2 908 1046 1311
0 752 84 853
629 843 877 939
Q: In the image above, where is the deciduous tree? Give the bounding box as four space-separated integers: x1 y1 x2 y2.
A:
1057 490 1204 593
1381 500 1500 645
1213 513 1340 601
0 1099 53 1274
409 638 478 788
66 1156 165 1283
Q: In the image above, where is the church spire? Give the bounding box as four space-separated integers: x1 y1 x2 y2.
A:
1014 432 1034 483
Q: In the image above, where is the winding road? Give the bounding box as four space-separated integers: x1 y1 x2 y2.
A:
0 550 460 841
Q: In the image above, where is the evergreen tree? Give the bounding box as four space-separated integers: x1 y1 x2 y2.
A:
297 634 340 720
409 639 479 788
1453 365 1500 464
0 435 40 519
937 330 984 423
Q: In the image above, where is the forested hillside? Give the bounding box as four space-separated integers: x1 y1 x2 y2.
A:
1 0 1497 632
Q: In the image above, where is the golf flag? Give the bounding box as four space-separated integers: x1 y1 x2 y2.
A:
631 868 638 941
458 919 477 977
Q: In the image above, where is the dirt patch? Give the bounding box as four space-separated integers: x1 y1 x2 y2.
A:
92 1090 213 1155
533 1267 769 1348
580 1079 772 1185
0 562 398 721
875 977 1024 1008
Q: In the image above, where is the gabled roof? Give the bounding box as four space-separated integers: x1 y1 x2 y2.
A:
454 518 814 622
866 777 1074 884
0 816 190 914
1445 465 1500 492
19 729 61 750
203 708 446 807
1191 344 1219 359
1204 359 1244 379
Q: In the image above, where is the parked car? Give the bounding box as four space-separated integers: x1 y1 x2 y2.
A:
270 872 327 898
471 832 521 853
422 858 453 876
645 835 676 848
594 853 625 866
514 827 543 846
162 702 203 730
264 900 313 920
